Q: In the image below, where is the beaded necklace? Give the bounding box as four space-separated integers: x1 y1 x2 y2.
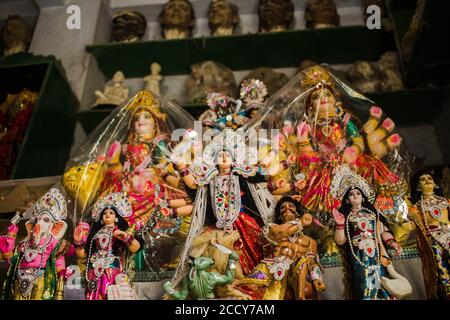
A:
345 207 380 270
85 225 116 291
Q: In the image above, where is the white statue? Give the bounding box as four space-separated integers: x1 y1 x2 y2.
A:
94 71 130 106
143 63 162 96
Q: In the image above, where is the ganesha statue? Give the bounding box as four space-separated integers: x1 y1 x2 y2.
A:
2 188 69 300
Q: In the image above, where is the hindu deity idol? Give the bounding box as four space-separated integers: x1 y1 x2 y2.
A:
171 129 278 285
295 66 403 223
330 165 412 300
73 192 141 300
102 90 193 231
240 196 325 300
2 188 69 300
409 173 450 299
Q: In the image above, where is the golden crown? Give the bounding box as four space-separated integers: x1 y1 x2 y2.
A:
127 90 166 120
300 65 334 91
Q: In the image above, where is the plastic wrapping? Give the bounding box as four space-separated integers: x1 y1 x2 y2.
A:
62 91 196 275
242 64 413 253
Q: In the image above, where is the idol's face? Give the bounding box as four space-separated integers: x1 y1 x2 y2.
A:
419 174 435 194
102 208 116 226
280 201 296 222
134 110 155 136
347 188 363 207
310 87 336 117
216 150 233 169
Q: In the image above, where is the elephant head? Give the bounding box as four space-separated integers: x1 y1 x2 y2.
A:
26 188 68 247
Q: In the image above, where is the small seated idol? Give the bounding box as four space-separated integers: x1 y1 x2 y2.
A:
409 173 450 299
159 0 195 40
94 71 130 106
241 197 325 300
208 0 240 36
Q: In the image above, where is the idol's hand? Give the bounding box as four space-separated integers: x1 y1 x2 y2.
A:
331 208 345 226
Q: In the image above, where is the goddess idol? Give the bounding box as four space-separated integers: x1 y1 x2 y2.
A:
330 165 411 300
294 65 404 223
63 90 194 277
73 192 141 300
168 128 280 294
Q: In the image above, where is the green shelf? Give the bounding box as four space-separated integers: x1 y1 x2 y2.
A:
0 53 79 179
87 26 395 78
78 87 449 135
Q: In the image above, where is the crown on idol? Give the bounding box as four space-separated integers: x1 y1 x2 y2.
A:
91 192 132 222
300 65 334 91
33 188 68 221
127 90 167 121
330 165 375 202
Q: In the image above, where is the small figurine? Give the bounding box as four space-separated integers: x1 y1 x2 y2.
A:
0 15 32 57
240 67 289 97
258 0 294 33
305 0 340 29
73 192 141 300
186 61 237 104
331 165 412 300
347 61 381 94
112 10 147 43
164 250 239 299
377 52 404 92
2 188 69 300
159 0 195 40
94 71 130 106
208 0 240 36
143 63 163 96
242 197 326 300
409 173 450 299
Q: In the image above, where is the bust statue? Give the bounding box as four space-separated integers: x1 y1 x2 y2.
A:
305 0 340 29
258 0 294 33
112 10 147 43
1 15 32 57
208 0 240 36
159 0 195 40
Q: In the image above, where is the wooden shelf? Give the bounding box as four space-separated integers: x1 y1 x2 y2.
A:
0 53 79 179
78 87 449 135
87 26 395 78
